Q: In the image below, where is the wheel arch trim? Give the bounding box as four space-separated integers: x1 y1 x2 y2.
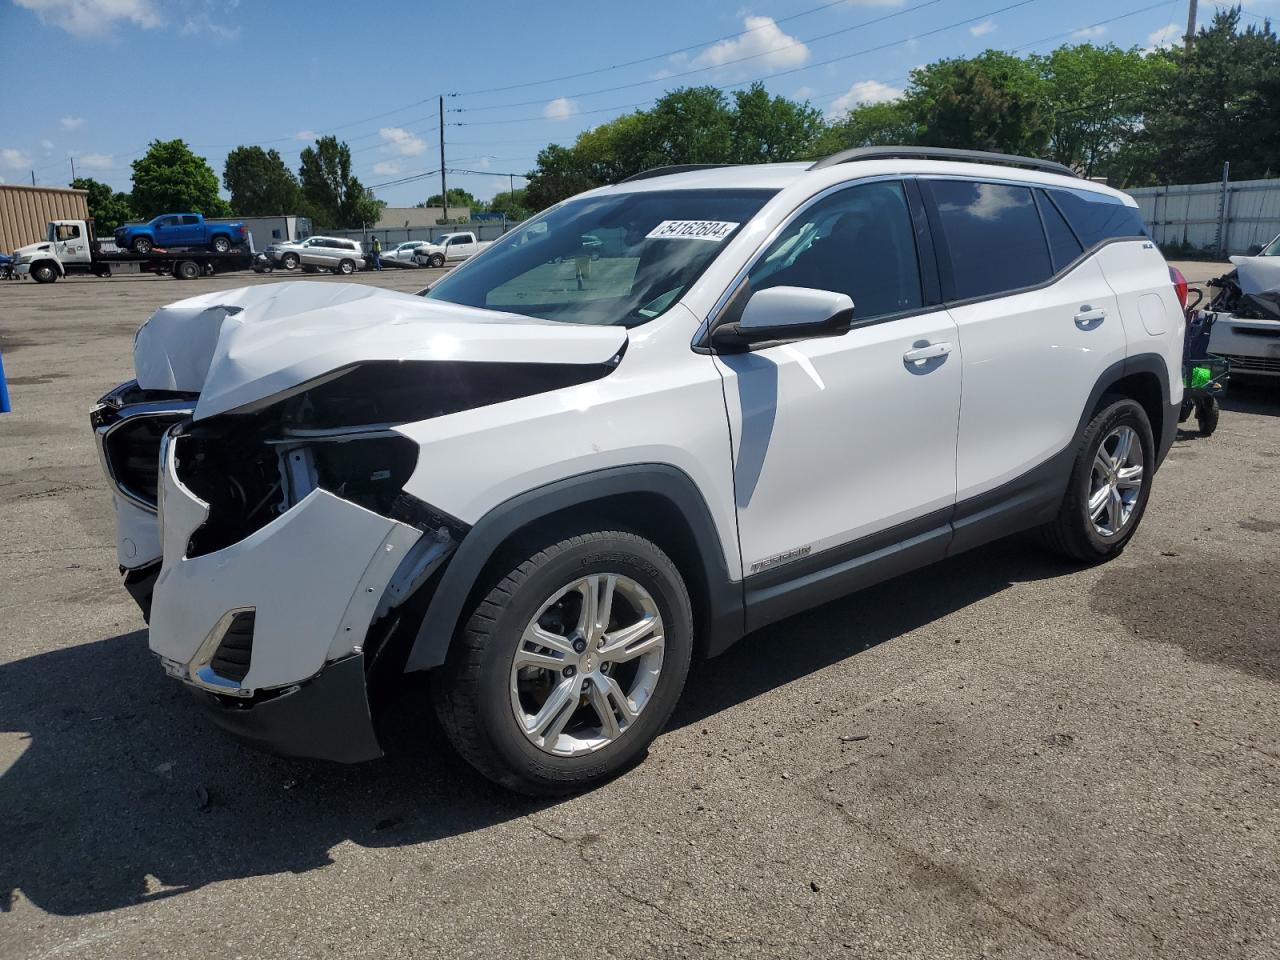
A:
403 463 743 673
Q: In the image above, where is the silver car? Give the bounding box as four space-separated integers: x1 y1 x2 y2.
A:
266 236 366 274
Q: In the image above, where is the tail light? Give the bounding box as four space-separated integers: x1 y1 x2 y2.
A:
239 225 247 237
1169 266 1189 311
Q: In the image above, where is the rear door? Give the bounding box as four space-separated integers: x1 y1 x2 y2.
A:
178 215 202 246
921 178 1126 513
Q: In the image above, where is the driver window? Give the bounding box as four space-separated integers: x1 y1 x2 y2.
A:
55 223 82 241
748 180 923 322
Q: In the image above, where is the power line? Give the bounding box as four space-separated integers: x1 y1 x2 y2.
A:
454 0 948 112
1009 1 1172 50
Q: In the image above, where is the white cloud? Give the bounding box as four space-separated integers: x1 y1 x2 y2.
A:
1146 23 1182 50
13 0 162 37
41 139 55 151
379 126 427 156
181 0 240 40
829 79 904 117
794 86 816 100
1072 25 1107 39
649 68 675 81
843 0 907 6
0 148 33 169
969 19 997 38
372 161 401 176
543 97 580 121
60 116 85 130
691 15 810 75
78 152 113 170
295 130 318 142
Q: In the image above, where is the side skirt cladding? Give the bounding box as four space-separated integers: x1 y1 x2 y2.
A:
403 464 745 673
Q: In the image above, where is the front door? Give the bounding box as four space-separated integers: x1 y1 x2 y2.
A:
713 179 961 628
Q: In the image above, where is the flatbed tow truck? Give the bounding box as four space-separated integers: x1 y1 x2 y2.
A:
11 218 254 283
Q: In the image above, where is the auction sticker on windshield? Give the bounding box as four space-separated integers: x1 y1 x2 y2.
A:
646 220 740 241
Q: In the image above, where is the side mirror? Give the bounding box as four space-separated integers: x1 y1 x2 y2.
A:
712 286 854 350
1246 243 1263 257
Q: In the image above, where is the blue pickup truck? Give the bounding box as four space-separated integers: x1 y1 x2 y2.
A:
114 213 248 255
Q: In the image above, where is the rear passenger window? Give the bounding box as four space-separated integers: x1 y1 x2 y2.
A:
930 180 1052 300
1035 190 1083 270
1047 188 1146 248
181 215 200 225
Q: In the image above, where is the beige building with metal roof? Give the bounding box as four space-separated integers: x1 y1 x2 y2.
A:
0 184 91 253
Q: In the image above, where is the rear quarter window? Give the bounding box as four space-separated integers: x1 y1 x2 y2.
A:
1047 188 1147 248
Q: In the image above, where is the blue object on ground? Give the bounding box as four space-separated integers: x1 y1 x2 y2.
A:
0 352 10 413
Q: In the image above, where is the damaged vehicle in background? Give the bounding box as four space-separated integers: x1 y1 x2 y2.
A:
91 148 1187 795
1205 246 1280 378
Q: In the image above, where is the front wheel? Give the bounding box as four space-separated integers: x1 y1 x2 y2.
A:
132 237 153 255
435 530 693 795
282 253 299 270
1041 397 1155 563
429 253 444 268
31 263 58 283
211 235 232 254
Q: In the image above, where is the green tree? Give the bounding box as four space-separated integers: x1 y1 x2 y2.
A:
1140 8 1280 182
222 146 302 216
298 135 384 228
729 82 824 163
71 176 134 233
1036 44 1175 179
810 100 920 157
643 86 734 166
488 188 530 221
130 139 230 218
524 143 598 211
421 187 480 209
910 52 1051 155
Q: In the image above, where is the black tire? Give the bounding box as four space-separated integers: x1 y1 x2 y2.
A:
1041 397 1155 563
94 266 111 278
1195 398 1220 436
211 235 232 254
434 530 693 796
282 253 299 270
338 259 355 275
302 264 318 274
429 253 445 268
31 262 58 284
174 260 200 280
132 237 153 255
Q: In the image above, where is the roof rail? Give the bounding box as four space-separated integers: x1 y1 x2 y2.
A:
618 164 733 183
808 146 1077 179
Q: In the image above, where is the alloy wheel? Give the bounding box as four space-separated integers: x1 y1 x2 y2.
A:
509 574 665 757
1089 425 1144 537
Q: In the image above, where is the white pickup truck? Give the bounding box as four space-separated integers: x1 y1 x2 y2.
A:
412 231 492 268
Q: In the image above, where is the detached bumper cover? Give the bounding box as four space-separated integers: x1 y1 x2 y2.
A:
192 653 381 763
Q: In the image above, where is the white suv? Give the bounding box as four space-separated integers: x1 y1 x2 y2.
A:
90 148 1185 795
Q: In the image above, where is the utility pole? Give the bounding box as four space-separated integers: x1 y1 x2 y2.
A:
1184 0 1197 53
30 170 36 186
438 95 448 222
69 155 76 181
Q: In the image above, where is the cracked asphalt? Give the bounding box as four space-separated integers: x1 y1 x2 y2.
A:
1 263 1277 959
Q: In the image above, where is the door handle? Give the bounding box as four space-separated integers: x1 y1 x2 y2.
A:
1075 305 1106 327
903 342 953 364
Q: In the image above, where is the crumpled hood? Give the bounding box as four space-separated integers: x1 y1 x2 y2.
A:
133 281 628 420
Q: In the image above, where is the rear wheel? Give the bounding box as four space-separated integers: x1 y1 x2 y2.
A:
435 530 693 795
211 235 232 254
174 260 200 280
1195 398 1220 436
337 258 355 275
1041 397 1154 562
132 237 153 255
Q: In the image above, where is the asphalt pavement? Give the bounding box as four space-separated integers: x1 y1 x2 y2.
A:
0 263 1277 959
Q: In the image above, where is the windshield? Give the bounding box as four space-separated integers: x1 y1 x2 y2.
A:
423 188 775 326
1261 232 1280 257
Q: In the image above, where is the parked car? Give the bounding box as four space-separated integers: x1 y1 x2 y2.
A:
1206 252 1280 378
412 231 492 267
383 241 429 263
264 235 366 274
90 148 1185 795
114 213 248 255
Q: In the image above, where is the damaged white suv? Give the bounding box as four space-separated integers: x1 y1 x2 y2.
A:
92 148 1185 794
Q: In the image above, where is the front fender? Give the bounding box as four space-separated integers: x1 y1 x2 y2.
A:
403 464 745 673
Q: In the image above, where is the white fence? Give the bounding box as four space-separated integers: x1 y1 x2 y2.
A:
324 221 515 248
1128 173 1280 257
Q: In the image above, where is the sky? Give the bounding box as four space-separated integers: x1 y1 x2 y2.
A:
0 0 1275 208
